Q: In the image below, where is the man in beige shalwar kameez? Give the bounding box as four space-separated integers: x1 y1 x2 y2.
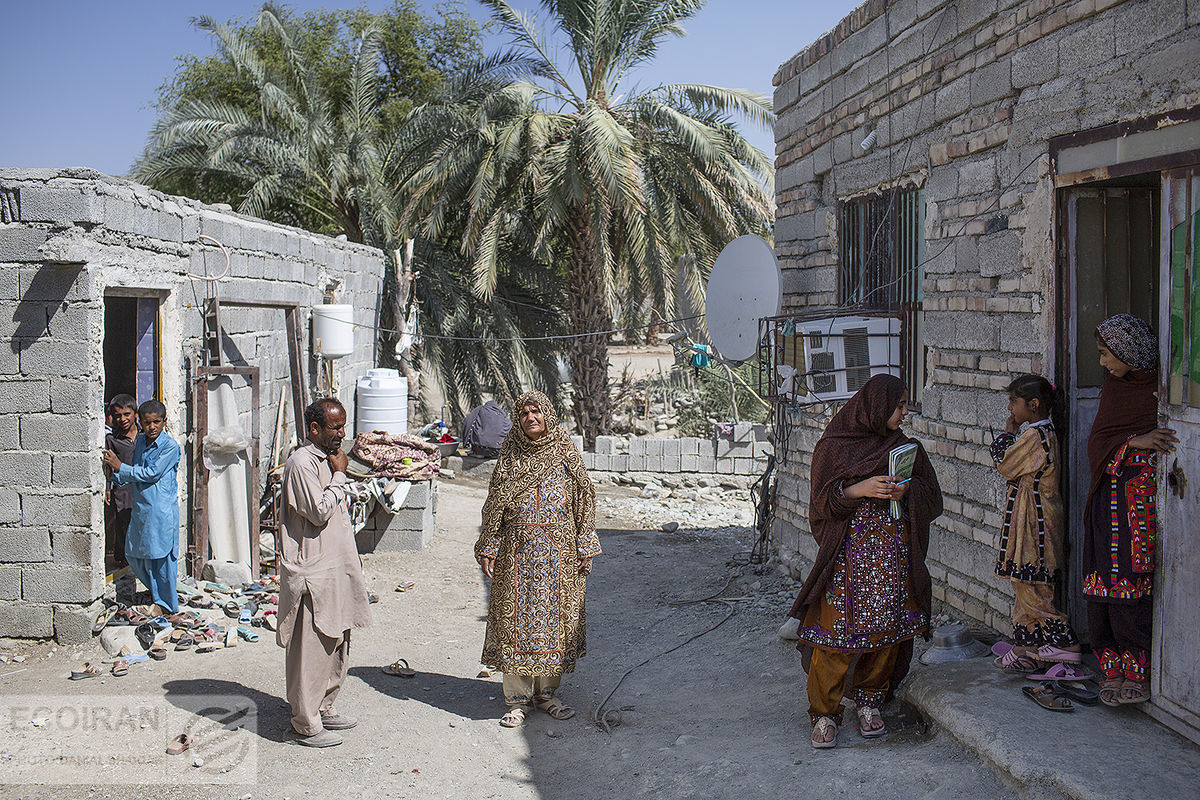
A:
278 398 371 748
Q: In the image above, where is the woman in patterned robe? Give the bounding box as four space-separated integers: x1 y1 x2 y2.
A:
475 391 602 727
788 375 942 749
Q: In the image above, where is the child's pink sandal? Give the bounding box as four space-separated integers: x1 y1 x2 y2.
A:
1032 645 1081 663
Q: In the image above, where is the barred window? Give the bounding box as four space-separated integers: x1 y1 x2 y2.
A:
837 186 926 404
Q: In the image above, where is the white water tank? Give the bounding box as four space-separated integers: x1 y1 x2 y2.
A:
311 304 354 358
357 368 408 435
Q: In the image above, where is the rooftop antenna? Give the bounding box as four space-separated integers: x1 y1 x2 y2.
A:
703 235 782 364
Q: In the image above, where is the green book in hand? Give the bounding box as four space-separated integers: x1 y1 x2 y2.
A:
887 442 919 520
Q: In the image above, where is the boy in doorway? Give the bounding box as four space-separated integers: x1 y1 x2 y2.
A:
104 399 181 615
104 394 138 569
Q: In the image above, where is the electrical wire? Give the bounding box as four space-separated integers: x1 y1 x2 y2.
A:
334 312 706 343
592 575 738 733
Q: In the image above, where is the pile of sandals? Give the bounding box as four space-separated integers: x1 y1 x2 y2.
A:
77 576 281 680
992 641 1107 711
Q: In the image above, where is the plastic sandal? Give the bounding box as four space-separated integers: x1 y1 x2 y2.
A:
239 608 252 625
811 715 838 749
1027 662 1096 682
237 626 259 642
91 604 118 634
166 733 192 756
1100 677 1123 707
1023 682 1074 712
174 634 195 651
1033 645 1082 663
856 706 887 738
148 645 168 661
111 659 130 677
70 662 103 680
1052 680 1099 705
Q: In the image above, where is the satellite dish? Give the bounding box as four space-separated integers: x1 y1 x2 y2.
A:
704 235 782 363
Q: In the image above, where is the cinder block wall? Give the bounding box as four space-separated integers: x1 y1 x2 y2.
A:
574 425 773 485
0 168 385 640
771 0 1200 632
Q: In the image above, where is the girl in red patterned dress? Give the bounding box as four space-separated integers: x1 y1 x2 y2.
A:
1083 314 1176 706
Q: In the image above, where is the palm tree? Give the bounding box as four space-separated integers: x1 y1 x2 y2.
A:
134 4 568 418
400 0 774 444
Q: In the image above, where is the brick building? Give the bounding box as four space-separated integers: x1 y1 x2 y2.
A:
0 168 386 643
770 0 1199 741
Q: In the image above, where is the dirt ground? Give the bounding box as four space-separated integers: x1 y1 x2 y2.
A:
0 478 1015 800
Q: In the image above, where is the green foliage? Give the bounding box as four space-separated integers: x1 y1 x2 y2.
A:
139 1 482 225
135 3 563 419
676 362 767 438
398 0 776 438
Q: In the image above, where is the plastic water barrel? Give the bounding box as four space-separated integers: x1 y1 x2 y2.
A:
311 304 354 358
356 368 408 435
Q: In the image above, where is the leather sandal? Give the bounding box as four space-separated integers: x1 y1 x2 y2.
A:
534 697 575 720
1023 682 1073 712
811 715 838 749
1118 679 1150 704
1099 677 1123 707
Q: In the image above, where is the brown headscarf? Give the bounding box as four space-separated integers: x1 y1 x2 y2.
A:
788 375 943 686
478 391 596 549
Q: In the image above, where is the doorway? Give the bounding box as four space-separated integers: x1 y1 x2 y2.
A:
102 295 161 575
1058 180 1160 636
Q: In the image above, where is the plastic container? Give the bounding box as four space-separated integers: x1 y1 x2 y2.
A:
311 304 354 358
357 368 408 435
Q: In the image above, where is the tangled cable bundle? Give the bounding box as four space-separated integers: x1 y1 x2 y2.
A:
350 431 441 480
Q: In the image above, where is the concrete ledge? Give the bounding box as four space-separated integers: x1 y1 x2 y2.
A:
356 480 438 552
898 657 1200 800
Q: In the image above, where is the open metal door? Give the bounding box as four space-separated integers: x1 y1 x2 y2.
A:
1148 168 1200 744
1060 187 1158 635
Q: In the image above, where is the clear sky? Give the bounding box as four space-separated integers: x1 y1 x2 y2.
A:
0 1 860 177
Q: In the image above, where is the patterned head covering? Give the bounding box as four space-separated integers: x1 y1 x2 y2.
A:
1095 314 1158 372
477 391 595 554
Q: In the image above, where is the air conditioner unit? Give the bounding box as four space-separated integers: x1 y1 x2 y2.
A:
786 316 900 402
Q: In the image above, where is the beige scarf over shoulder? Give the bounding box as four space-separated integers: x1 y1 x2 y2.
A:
479 391 595 546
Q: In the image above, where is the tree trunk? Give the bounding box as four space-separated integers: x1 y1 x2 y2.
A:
393 240 420 427
565 211 612 447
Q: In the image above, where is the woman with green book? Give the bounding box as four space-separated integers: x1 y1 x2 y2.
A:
788 374 943 749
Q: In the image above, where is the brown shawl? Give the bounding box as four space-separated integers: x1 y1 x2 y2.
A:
788 375 943 685
1085 369 1158 505
477 391 596 553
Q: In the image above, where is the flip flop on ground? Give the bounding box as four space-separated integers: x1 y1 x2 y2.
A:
166 734 192 755
1027 662 1096 682
69 662 103 680
382 658 416 677
1023 682 1074 712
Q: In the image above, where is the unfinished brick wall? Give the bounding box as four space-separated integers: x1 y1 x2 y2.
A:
771 0 1200 632
0 168 385 641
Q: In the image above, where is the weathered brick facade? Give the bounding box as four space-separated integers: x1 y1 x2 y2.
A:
0 169 386 641
771 0 1200 633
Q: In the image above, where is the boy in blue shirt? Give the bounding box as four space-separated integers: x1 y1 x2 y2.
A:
104 399 181 615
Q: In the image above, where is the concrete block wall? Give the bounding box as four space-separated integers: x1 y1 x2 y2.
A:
356 480 438 552
770 0 1200 633
0 168 386 641
578 426 772 486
